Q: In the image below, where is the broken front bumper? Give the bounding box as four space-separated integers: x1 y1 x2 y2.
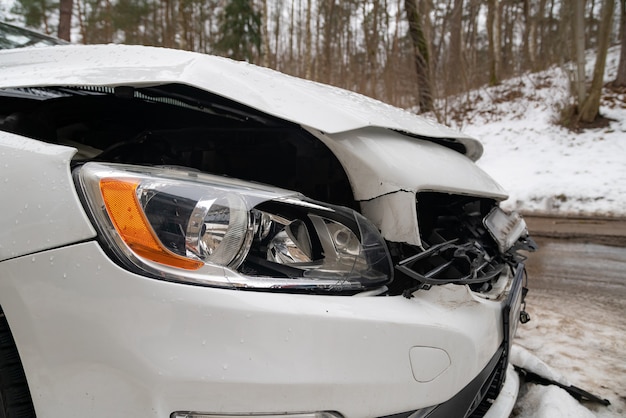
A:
385 264 524 418
0 240 521 418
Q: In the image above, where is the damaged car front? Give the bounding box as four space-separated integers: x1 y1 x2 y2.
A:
0 45 535 418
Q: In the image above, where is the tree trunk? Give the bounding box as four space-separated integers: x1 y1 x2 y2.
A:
104 0 112 43
40 0 50 34
288 0 294 71
544 0 556 61
178 0 188 50
487 0 502 85
385 0 402 104
273 1 282 71
465 0 480 83
76 0 87 43
522 0 532 69
574 0 587 106
579 0 615 123
404 0 433 112
531 0 547 70
304 0 312 78
58 0 73 41
321 0 335 84
261 0 270 67
557 0 573 64
614 0 626 86
588 0 597 46
501 1 517 77
446 0 464 95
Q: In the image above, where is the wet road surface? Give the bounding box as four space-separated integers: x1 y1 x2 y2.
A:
515 236 626 416
525 216 626 247
524 237 626 311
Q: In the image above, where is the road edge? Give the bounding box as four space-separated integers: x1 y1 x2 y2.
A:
524 215 626 247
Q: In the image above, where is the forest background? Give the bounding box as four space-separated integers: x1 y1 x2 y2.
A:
3 0 626 127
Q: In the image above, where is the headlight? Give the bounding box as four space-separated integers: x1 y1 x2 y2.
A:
75 162 392 293
483 207 529 253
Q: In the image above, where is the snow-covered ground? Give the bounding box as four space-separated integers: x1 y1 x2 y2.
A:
510 288 625 418
447 48 626 417
450 47 626 218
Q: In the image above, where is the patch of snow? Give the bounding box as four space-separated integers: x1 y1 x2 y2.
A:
512 288 626 418
448 46 626 218
513 385 596 418
510 345 571 386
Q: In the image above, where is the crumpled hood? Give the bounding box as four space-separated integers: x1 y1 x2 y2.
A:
0 44 483 160
318 127 507 201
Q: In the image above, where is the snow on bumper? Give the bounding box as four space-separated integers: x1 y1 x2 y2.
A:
0 241 511 418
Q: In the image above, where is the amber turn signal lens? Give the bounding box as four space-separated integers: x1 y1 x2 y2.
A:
99 178 203 270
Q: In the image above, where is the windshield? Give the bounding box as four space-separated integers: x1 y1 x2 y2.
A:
0 22 67 50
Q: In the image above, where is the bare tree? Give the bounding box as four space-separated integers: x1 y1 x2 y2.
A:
574 0 587 106
261 0 270 66
530 0 548 71
446 0 465 95
405 0 433 112
304 0 312 79
75 0 87 42
487 0 502 85
58 0 73 41
320 0 335 84
464 0 481 86
579 0 615 123
614 0 626 86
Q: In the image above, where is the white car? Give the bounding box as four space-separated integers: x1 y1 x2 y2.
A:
0 43 535 418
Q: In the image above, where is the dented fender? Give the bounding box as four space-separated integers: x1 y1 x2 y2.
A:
308 127 509 243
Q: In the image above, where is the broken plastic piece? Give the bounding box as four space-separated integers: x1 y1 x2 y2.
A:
515 366 611 406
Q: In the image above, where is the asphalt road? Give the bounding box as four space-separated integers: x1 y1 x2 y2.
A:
524 216 626 308
525 216 626 246
524 236 626 307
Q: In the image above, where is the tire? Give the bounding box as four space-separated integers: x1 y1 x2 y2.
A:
0 308 36 418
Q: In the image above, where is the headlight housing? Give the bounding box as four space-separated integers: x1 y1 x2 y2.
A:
75 162 392 293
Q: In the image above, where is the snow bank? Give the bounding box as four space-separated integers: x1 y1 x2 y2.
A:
449 46 626 218
510 344 571 387
514 384 596 418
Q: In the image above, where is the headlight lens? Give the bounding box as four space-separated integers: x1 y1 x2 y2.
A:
483 207 529 253
76 162 392 293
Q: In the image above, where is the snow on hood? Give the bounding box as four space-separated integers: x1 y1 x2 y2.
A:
0 44 483 160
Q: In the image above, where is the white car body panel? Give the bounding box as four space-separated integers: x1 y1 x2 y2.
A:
0 131 95 261
0 240 504 418
0 44 483 160
315 128 507 201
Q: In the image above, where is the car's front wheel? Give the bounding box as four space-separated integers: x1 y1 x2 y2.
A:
0 308 36 418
